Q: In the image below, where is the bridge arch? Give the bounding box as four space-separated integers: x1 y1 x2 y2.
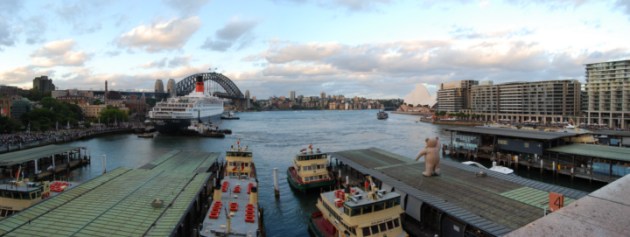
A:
175 72 244 99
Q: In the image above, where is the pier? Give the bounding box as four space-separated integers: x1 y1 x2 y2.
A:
0 150 221 237
444 126 630 183
330 148 587 237
0 145 89 181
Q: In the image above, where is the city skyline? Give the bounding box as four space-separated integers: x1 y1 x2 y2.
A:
1 0 630 99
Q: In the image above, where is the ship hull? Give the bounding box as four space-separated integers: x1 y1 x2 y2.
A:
152 113 221 134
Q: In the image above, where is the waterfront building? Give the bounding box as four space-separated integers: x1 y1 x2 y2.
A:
436 80 478 113
585 59 630 129
166 78 176 97
32 76 55 94
154 79 164 93
470 80 581 124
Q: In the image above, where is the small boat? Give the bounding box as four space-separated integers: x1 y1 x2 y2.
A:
462 161 514 175
199 141 264 237
137 133 154 138
287 145 335 192
377 110 388 120
221 111 240 120
200 130 225 138
309 176 407 237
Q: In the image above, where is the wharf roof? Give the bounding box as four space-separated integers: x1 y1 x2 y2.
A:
547 144 630 162
506 172 630 237
445 126 579 140
331 148 587 236
0 145 80 167
0 149 219 237
589 129 630 137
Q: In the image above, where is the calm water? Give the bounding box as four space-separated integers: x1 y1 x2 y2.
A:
62 110 604 237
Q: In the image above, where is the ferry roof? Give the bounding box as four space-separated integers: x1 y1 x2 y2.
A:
0 150 219 237
547 144 630 162
445 126 579 140
0 145 80 166
321 187 400 209
199 176 259 236
506 172 630 237
331 148 587 236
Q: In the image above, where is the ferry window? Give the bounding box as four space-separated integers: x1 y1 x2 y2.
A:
361 205 372 215
384 200 392 208
387 220 394 230
374 202 384 212
394 218 400 227
362 227 371 236
344 207 351 216
371 225 379 234
393 198 400 206
0 210 5 217
379 223 387 232
350 207 360 216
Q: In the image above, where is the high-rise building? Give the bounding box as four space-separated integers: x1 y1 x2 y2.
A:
436 80 478 113
33 76 55 93
166 79 176 97
470 80 581 123
155 79 165 93
289 91 296 101
585 59 630 128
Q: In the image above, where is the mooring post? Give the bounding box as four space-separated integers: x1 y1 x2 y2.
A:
273 168 279 198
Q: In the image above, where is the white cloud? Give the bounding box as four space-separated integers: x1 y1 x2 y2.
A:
202 17 258 51
30 39 90 67
163 0 210 15
118 16 201 52
141 56 191 69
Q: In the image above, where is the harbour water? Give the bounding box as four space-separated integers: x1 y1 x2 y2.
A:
59 110 604 236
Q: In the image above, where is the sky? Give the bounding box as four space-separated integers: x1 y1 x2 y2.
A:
1 0 630 100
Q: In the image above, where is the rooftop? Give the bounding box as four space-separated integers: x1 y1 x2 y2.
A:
0 149 219 237
445 126 580 140
331 148 587 236
506 171 630 237
0 145 80 167
547 143 630 162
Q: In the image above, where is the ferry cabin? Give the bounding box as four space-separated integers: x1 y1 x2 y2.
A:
0 182 49 218
225 149 254 177
294 152 330 183
316 188 405 237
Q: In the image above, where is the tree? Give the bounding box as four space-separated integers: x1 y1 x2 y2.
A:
99 106 128 125
0 115 21 133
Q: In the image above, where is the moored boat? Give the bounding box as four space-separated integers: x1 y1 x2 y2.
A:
287 145 335 192
462 161 514 175
221 111 240 120
199 141 264 237
377 111 388 120
309 176 407 237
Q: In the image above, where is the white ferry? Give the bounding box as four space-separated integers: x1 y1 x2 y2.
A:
309 176 407 237
199 141 264 236
148 76 224 134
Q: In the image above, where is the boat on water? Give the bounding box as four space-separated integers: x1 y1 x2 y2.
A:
221 111 240 120
137 133 154 138
148 75 224 134
462 161 514 175
377 111 388 120
0 177 73 219
287 145 335 192
309 176 407 237
199 141 264 237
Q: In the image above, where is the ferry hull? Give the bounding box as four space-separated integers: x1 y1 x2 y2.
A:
287 167 335 192
308 211 336 237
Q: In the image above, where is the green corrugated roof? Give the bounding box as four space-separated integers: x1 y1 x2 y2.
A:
0 145 80 166
547 144 630 162
0 150 219 237
501 187 574 209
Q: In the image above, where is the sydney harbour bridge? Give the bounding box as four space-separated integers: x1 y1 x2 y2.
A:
174 72 249 110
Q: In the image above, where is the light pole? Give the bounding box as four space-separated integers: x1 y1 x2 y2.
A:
102 154 107 174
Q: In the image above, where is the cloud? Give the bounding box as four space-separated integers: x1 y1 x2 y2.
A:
0 19 16 50
272 0 393 12
0 66 55 88
55 2 103 34
118 16 201 52
141 56 191 69
0 0 22 15
163 0 210 15
30 39 91 67
201 17 258 51
616 0 630 17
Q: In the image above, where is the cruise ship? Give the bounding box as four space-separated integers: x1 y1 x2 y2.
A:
148 76 224 133
199 141 264 236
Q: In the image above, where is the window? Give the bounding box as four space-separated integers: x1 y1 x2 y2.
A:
371 225 379 234
362 227 371 236
361 205 372 215
379 223 387 232
387 220 394 230
394 218 400 227
374 202 384 212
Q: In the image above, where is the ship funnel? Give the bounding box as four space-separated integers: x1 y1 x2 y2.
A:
195 76 204 93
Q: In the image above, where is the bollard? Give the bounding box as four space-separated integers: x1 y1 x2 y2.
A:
540 159 543 174
273 168 279 198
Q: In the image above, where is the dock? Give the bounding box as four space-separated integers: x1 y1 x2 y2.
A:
330 148 587 237
0 149 220 237
0 145 89 181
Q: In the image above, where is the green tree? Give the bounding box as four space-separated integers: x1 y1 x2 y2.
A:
99 106 128 125
0 116 22 133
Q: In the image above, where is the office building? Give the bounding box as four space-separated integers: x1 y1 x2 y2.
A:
32 76 55 94
155 79 164 93
436 80 478 112
289 91 296 101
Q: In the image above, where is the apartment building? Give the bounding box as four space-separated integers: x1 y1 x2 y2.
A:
436 80 478 113
585 59 630 128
